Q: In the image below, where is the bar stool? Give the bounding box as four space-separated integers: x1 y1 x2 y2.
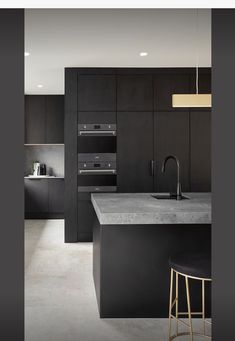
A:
168 252 211 340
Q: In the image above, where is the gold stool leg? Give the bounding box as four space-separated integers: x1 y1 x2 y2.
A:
168 268 174 341
185 276 193 341
202 279 205 335
175 272 179 335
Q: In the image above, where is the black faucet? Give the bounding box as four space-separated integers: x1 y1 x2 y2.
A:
161 155 183 200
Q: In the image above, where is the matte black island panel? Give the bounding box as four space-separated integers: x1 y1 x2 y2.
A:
93 218 211 318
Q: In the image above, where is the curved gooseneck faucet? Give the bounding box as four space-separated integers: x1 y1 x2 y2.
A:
161 155 182 200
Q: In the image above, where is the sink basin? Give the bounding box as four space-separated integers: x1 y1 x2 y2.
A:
152 194 189 200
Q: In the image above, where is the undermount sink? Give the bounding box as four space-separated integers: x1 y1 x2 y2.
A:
152 194 189 200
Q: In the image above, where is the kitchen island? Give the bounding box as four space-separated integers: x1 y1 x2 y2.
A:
92 193 211 318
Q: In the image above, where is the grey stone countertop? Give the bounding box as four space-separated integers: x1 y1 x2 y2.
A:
91 193 211 225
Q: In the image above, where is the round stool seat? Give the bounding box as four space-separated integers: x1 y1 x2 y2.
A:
169 252 211 279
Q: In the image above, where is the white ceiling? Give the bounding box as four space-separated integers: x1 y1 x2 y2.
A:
25 9 211 94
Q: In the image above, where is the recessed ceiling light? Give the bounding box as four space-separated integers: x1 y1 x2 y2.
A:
140 52 148 57
24 52 30 57
37 84 43 88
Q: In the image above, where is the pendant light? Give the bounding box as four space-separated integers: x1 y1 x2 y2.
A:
172 10 211 108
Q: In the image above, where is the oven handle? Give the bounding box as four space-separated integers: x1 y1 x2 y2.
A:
78 130 116 136
78 169 116 174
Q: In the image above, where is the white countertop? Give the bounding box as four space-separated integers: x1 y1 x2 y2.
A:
91 192 211 225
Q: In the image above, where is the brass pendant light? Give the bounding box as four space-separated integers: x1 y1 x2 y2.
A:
172 10 211 108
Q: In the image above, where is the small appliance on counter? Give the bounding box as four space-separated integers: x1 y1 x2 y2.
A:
32 161 47 176
40 163 47 175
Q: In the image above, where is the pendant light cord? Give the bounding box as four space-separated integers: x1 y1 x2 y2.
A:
196 9 199 94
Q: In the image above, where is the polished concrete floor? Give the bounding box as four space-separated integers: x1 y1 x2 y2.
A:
25 220 208 341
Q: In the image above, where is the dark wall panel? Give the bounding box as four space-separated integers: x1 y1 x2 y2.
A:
212 9 235 341
0 9 24 341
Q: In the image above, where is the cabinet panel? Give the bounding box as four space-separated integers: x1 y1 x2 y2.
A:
77 75 116 111
46 95 64 143
154 111 190 192
117 75 153 111
48 179 65 213
117 112 154 192
154 74 190 111
25 95 46 143
77 193 96 241
190 111 211 191
24 179 48 212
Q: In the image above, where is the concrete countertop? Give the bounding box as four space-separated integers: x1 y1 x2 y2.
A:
91 192 211 225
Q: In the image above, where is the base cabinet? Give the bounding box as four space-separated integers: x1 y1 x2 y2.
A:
25 179 64 218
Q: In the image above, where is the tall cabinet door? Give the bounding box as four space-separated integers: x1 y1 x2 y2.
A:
25 95 46 144
46 95 64 143
154 111 190 193
117 111 154 192
190 111 211 191
77 75 116 111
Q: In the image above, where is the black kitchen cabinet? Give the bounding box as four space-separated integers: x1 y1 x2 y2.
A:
25 179 48 213
77 193 96 241
25 96 46 144
117 75 153 111
190 111 211 191
117 111 154 192
46 95 64 143
25 179 64 218
154 74 191 111
65 68 211 243
77 75 116 111
48 179 65 213
154 111 190 193
25 95 64 144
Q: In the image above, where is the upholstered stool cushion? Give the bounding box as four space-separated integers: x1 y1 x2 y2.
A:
169 252 211 279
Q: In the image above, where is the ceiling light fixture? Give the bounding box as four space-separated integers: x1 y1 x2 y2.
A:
24 52 30 57
172 10 211 108
37 84 43 88
140 52 148 57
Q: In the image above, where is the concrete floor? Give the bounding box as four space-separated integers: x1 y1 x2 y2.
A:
25 219 208 341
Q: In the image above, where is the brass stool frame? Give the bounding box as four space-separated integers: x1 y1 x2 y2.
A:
168 268 212 341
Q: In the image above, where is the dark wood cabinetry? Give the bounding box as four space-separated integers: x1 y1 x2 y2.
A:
46 95 64 143
77 75 116 111
25 179 48 213
117 75 153 111
190 111 211 191
25 96 46 144
65 68 211 243
117 111 154 192
25 179 64 218
25 95 64 144
48 179 65 213
154 73 191 111
154 111 190 192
